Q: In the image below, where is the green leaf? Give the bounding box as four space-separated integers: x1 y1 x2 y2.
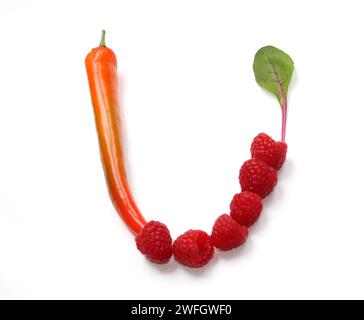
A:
253 46 294 106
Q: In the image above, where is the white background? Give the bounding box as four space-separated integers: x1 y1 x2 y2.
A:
0 0 363 300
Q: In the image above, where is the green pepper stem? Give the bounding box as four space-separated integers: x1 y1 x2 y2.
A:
99 30 106 47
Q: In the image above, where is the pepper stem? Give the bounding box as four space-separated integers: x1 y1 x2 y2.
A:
99 30 106 47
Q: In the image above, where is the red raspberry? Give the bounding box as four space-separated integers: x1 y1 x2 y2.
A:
211 214 249 251
230 192 263 227
239 159 277 198
173 230 214 267
135 221 173 264
251 133 287 170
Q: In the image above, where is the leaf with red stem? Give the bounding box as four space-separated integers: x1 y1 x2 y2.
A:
253 46 294 142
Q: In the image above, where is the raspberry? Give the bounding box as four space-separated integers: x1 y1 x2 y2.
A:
239 159 277 198
135 221 173 264
251 133 287 170
173 230 214 267
211 214 249 251
230 192 263 227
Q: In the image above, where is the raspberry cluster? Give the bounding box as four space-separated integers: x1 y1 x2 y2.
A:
135 133 287 267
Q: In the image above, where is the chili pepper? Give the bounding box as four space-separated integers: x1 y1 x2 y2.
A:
85 31 147 235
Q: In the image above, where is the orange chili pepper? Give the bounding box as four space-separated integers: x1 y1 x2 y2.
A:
85 31 147 235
